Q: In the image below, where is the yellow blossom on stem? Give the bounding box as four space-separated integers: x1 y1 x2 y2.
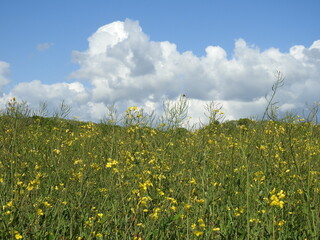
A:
269 189 285 208
193 230 204 237
37 208 44 216
15 232 23 239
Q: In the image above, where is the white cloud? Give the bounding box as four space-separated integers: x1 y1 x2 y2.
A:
11 80 88 103
2 20 320 124
36 42 54 52
69 19 320 122
1 80 90 119
0 61 10 95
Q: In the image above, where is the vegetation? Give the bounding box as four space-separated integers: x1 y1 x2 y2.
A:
0 95 319 239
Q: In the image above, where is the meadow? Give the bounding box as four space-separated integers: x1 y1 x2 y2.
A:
0 98 320 239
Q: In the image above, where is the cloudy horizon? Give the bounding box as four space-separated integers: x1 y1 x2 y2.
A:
1 18 320 125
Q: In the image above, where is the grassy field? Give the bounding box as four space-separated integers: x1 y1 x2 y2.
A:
0 100 320 239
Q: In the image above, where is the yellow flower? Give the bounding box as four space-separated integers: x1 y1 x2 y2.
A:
156 188 165 196
189 178 196 184
191 223 197 230
234 207 244 216
170 206 176 212
193 230 204 237
184 203 191 210
269 189 285 208
139 180 153 191
149 207 161 219
43 201 52 208
105 162 112 168
96 233 103 238
37 209 44 216
6 201 13 207
53 149 61 155
258 209 266 214
198 218 206 229
15 232 23 239
277 190 285 199
212 227 220 232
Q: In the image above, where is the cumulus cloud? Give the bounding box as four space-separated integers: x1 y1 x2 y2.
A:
11 80 88 104
2 19 320 124
0 61 10 95
5 80 90 117
69 19 320 122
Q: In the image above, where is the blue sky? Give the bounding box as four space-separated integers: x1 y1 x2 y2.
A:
1 0 320 123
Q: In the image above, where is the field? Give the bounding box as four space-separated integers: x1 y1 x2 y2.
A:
0 100 320 239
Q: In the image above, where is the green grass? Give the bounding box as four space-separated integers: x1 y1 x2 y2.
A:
0 113 320 239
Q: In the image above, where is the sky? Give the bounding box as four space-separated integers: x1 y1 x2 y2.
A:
1 0 320 125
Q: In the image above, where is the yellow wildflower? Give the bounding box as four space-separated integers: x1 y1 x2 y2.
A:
37 209 44 216
15 232 23 239
190 177 196 184
6 201 13 207
96 233 103 238
198 218 206 229
269 189 285 208
184 203 191 210
191 223 197 230
193 230 204 237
